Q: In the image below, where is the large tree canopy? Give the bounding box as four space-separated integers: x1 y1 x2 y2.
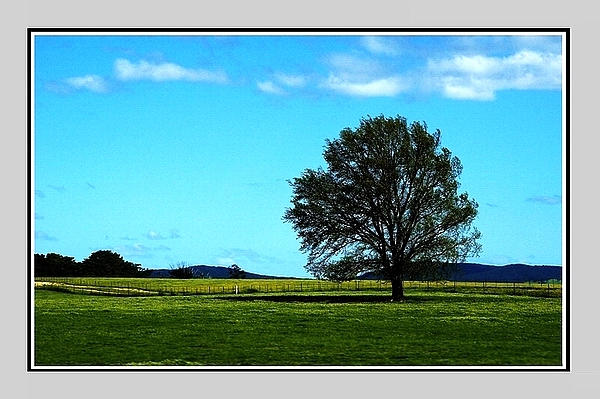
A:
81 250 148 277
283 115 481 300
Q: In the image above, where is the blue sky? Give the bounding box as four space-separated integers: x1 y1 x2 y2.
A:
31 31 566 278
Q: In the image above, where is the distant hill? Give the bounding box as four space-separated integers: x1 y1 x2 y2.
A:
358 263 562 283
149 263 562 282
451 263 562 282
148 265 296 279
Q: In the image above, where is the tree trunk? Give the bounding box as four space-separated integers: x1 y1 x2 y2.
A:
391 277 404 301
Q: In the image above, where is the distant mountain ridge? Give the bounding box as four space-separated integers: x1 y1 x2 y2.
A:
450 263 562 282
358 263 562 283
150 263 562 282
148 265 295 279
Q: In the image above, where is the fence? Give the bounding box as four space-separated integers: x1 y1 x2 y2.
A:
403 280 562 298
34 277 562 298
34 278 386 296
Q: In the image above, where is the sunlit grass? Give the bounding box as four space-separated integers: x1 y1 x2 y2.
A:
34 289 562 367
34 277 561 298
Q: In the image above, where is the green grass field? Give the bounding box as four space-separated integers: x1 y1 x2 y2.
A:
34 276 562 298
33 281 563 367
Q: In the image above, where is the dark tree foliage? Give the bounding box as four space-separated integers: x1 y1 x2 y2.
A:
34 250 150 277
283 115 481 300
80 250 149 277
34 253 79 277
228 263 246 279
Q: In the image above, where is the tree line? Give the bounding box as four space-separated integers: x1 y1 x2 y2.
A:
34 250 248 279
34 250 151 277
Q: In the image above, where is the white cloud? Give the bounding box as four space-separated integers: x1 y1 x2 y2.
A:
436 54 499 74
323 75 405 97
439 77 496 100
217 248 284 266
112 243 152 258
426 50 562 100
512 36 563 54
257 80 285 95
64 75 108 93
274 73 307 87
327 53 382 76
360 36 398 56
321 53 406 97
257 73 309 95
114 59 229 83
146 231 166 240
111 243 171 258
145 230 181 240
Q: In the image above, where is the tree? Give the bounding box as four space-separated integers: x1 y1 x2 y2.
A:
228 263 246 279
80 250 148 277
283 115 481 301
169 262 198 279
34 253 79 277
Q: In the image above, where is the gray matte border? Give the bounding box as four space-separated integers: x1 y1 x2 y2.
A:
9 0 591 398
